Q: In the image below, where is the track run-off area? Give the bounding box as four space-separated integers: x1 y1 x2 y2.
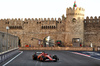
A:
1 50 100 66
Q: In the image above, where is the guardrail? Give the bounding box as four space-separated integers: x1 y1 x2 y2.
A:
0 31 19 64
0 48 19 63
0 31 18 53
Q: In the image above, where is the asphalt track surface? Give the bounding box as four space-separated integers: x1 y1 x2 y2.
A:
1 50 100 66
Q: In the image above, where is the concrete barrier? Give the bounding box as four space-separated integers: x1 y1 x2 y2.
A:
19 47 95 51
0 48 19 63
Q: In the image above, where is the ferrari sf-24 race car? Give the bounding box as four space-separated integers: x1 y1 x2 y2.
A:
32 51 59 62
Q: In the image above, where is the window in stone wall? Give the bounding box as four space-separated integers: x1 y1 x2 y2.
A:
97 20 99 22
9 26 22 29
19 26 22 29
16 26 17 29
17 26 19 29
45 26 47 29
17 26 19 28
42 26 45 29
14 26 17 29
9 26 12 29
42 26 43 29
5 22 9 24
54 26 55 29
48 26 49 29
12 26 14 29
24 22 28 24
41 26 56 29
50 26 51 29
56 21 59 23
52 26 53 29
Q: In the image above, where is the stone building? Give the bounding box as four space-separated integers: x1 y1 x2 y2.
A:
0 5 100 47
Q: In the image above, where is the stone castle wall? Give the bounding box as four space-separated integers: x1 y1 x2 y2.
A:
66 7 85 18
84 16 100 47
0 7 100 47
0 18 65 47
65 7 85 46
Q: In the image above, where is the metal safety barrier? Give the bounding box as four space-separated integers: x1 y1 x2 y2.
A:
0 31 19 63
0 31 18 53
0 48 19 63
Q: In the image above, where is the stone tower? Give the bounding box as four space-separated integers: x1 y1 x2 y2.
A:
65 7 85 46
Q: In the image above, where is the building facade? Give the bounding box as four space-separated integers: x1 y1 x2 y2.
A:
0 6 100 47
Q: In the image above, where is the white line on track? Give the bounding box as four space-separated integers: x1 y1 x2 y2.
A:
40 62 43 66
2 51 23 66
35 61 38 66
71 52 100 61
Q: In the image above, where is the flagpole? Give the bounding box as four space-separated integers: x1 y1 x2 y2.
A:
73 0 77 7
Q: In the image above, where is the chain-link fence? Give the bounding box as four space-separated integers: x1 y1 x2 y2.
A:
0 31 18 53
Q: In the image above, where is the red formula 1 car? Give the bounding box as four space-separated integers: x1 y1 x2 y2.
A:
32 52 59 62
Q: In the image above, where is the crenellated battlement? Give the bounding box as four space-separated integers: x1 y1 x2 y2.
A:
0 18 23 21
0 18 62 24
23 18 61 22
85 16 100 19
67 7 85 11
84 16 100 23
66 7 85 17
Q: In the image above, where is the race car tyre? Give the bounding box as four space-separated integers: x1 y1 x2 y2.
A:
33 54 37 60
53 55 58 62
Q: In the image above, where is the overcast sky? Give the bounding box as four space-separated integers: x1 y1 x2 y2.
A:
0 0 100 19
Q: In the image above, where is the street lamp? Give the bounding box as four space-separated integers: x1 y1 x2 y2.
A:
6 26 9 33
6 26 9 51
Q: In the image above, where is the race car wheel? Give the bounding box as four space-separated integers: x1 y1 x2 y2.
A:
33 54 37 60
53 55 58 62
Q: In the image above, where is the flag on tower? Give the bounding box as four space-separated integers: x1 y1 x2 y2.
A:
73 1 77 7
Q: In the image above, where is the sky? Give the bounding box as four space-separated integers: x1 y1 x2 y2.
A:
0 0 100 19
